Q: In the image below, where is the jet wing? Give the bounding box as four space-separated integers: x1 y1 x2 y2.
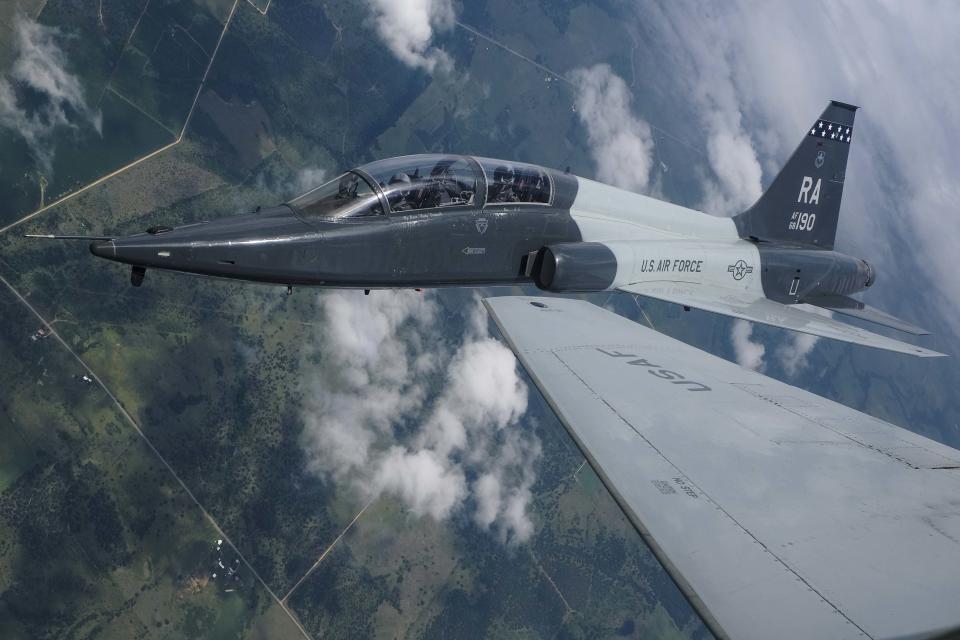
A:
618 281 944 357
483 295 960 640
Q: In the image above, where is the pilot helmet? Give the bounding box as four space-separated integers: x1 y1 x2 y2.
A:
338 173 360 196
493 165 514 185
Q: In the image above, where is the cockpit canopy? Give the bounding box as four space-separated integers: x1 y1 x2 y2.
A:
288 172 383 219
361 155 478 212
474 156 551 205
287 154 554 220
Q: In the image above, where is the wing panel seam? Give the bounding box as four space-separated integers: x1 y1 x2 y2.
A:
484 298 732 640
736 384 960 470
547 347 873 639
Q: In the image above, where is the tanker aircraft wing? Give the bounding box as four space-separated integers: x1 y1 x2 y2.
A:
618 281 944 358
484 295 960 640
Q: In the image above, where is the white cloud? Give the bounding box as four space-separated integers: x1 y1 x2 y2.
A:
247 165 329 208
371 447 466 520
774 305 831 375
418 336 529 458
301 290 437 481
730 319 765 371
364 0 455 72
469 428 540 543
300 291 538 543
0 14 101 174
291 166 327 197
571 64 656 193
699 118 763 215
642 7 763 216
776 332 819 377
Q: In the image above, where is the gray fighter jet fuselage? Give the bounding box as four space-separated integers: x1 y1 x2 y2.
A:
86 111 870 294
39 101 933 345
90 155 585 289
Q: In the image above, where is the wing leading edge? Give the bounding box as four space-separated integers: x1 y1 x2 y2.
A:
618 281 944 358
484 295 960 640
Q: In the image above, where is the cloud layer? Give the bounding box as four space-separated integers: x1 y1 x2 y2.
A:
571 64 657 193
0 15 101 174
300 291 538 544
364 0 455 72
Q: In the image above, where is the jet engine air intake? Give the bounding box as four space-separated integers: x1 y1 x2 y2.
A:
534 242 617 292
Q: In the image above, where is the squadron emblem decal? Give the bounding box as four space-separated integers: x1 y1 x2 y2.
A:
815 149 825 168
475 217 489 234
727 259 754 280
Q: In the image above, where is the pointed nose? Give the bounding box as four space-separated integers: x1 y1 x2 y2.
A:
90 240 116 259
86 207 314 277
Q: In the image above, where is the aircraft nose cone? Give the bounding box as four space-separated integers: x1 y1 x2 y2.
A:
90 240 115 259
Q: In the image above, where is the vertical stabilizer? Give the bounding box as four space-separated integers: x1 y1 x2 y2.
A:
734 101 857 249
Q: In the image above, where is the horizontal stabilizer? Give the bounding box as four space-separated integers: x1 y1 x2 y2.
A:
619 281 944 358
803 294 930 335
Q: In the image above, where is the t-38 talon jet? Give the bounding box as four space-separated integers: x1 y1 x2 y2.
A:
30 102 936 357
31 102 960 639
